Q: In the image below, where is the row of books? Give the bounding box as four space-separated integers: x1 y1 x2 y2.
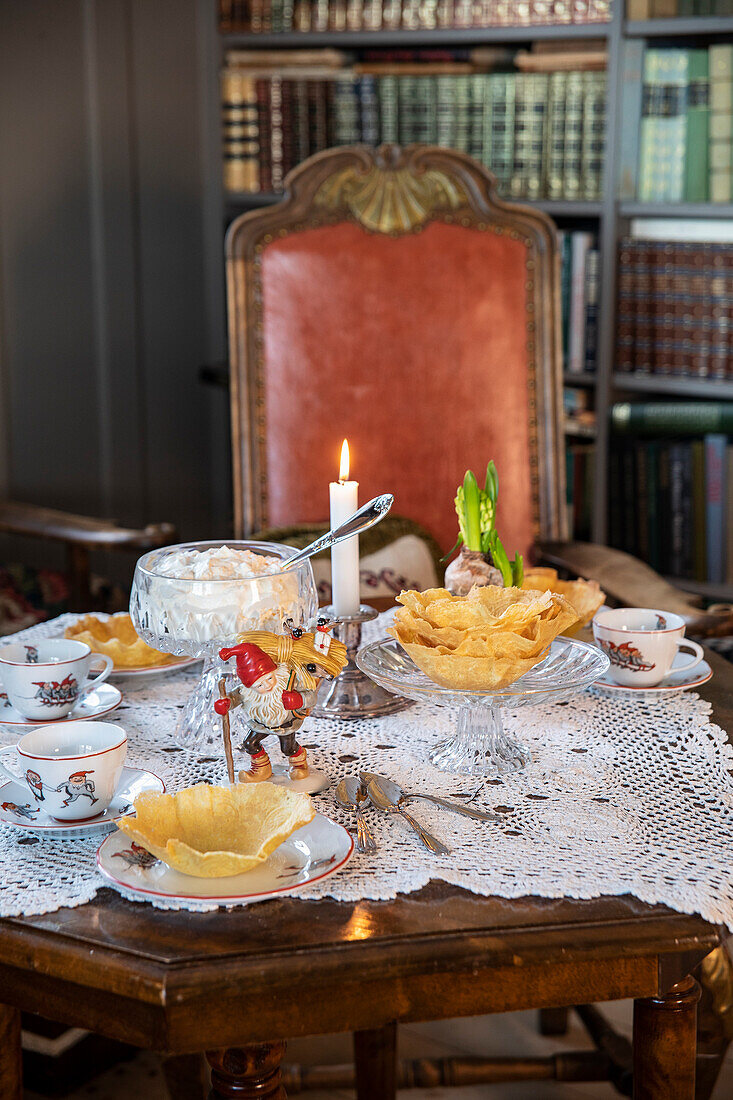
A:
627 0 733 14
616 237 733 380
559 230 600 374
566 443 595 541
219 0 611 32
618 43 733 204
222 66 607 198
609 431 733 584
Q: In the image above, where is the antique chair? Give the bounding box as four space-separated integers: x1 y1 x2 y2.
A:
0 500 175 620
225 144 733 1097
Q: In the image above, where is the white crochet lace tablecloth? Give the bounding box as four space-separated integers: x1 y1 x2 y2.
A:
2 613 733 922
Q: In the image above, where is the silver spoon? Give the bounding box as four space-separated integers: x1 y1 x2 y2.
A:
365 778 450 856
280 495 393 570
335 777 377 854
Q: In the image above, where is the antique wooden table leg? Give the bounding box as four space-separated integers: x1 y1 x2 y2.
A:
354 1021 397 1100
0 1003 22 1100
633 976 701 1099
207 1041 286 1099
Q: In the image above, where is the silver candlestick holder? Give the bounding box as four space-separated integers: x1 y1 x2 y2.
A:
312 604 413 720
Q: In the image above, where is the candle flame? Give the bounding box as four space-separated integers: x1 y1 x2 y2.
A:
339 439 350 482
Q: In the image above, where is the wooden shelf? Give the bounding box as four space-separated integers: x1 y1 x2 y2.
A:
226 191 603 216
612 373 733 400
626 16 733 38
222 24 611 47
620 201 733 219
664 577 733 603
564 372 597 388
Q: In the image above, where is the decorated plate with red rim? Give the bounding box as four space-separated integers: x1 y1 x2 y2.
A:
0 766 165 839
0 681 122 727
594 653 713 695
96 813 354 907
109 657 198 682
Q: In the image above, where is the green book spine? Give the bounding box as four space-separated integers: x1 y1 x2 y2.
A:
618 39 645 202
378 75 399 144
580 71 606 201
611 401 733 435
658 50 689 203
333 74 360 145
709 44 733 203
436 75 456 149
639 49 664 203
678 0 695 11
487 74 515 194
559 231 571 371
413 76 436 145
452 76 471 154
562 71 584 201
468 76 486 165
480 74 494 172
526 73 548 200
685 48 710 202
636 441 650 562
546 71 567 201
692 438 707 582
398 77 417 146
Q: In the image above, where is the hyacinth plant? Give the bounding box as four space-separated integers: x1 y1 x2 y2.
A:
449 461 523 588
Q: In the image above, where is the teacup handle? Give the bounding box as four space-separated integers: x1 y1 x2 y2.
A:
82 655 114 696
0 746 25 786
676 639 705 674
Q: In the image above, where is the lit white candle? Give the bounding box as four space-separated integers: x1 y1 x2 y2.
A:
329 439 360 617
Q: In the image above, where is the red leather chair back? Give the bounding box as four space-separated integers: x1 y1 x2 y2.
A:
226 145 566 557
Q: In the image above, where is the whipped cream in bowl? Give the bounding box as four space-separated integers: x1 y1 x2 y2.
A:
129 541 318 751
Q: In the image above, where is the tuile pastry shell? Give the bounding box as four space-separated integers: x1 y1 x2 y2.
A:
389 585 579 691
116 782 315 878
65 613 180 669
521 567 605 631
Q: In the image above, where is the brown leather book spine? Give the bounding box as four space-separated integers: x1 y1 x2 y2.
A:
256 79 272 193
657 241 675 376
671 242 689 378
616 238 636 373
689 246 710 379
710 244 728 382
634 240 653 375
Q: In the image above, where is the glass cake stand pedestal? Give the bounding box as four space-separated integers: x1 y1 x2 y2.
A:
356 636 609 776
130 541 318 756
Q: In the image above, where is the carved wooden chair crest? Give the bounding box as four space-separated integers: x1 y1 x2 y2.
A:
226 144 567 557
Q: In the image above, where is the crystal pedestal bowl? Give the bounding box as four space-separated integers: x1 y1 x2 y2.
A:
356 636 609 776
130 541 318 752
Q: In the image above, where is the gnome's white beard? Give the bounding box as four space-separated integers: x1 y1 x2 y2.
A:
239 664 291 727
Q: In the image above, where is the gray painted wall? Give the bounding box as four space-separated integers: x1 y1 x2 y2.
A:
0 0 230 544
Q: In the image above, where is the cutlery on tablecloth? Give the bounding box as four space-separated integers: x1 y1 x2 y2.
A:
335 777 377 854
363 775 450 855
360 772 502 825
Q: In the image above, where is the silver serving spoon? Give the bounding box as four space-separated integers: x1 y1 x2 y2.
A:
335 777 377 854
360 772 502 825
365 777 450 856
280 495 393 570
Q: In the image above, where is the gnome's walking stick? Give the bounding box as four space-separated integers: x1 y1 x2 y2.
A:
218 677 235 784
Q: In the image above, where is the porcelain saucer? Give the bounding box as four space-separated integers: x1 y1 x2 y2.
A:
594 652 713 695
96 813 353 907
0 766 165 839
0 681 122 726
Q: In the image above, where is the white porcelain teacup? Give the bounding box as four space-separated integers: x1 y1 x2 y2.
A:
0 720 127 821
0 639 113 720
592 608 704 688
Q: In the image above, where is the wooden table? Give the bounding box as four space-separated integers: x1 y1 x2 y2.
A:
0 650 730 1100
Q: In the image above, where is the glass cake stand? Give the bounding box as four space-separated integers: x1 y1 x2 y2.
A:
356 636 609 776
130 540 318 752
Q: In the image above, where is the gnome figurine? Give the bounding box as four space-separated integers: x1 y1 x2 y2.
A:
215 624 347 788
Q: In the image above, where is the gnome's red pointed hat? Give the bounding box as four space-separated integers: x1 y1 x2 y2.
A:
219 642 277 687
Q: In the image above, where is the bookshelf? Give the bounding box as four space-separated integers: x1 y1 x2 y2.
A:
205 1 733 599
